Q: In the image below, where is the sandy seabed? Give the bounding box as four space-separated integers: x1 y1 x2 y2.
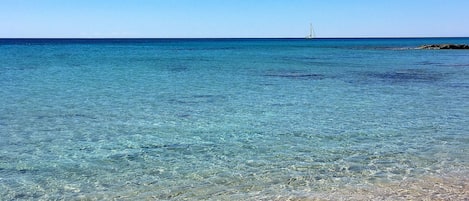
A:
100 171 468 201
270 172 468 201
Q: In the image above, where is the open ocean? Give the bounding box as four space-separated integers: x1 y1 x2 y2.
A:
1 38 468 200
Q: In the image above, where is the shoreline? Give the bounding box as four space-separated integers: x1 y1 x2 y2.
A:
62 170 469 200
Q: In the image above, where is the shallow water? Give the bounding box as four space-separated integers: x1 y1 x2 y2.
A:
1 38 468 200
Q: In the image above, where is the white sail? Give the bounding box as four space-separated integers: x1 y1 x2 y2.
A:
306 23 315 39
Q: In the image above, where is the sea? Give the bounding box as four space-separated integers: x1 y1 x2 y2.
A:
1 38 468 200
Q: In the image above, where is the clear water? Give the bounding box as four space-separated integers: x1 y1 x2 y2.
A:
1 38 468 200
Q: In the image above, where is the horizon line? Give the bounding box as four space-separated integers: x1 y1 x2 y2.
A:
1 36 468 40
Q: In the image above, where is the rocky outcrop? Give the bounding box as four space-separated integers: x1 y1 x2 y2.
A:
418 44 469 49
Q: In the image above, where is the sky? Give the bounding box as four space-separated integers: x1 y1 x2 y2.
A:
1 0 468 38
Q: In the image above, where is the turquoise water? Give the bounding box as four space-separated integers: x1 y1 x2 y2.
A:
1 38 468 200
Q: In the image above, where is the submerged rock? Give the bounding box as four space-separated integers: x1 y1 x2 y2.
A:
265 73 323 78
264 70 325 80
418 44 469 50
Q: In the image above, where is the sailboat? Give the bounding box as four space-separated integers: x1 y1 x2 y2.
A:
305 23 315 39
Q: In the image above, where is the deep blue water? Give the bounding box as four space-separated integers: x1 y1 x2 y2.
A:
1 38 468 200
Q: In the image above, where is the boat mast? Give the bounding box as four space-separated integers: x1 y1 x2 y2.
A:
310 23 313 38
310 23 316 38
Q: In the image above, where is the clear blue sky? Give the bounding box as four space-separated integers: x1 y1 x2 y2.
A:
1 0 468 38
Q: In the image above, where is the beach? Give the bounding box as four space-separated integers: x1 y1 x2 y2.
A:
1 38 468 200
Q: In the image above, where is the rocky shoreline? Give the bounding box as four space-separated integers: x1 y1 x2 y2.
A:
418 44 469 49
